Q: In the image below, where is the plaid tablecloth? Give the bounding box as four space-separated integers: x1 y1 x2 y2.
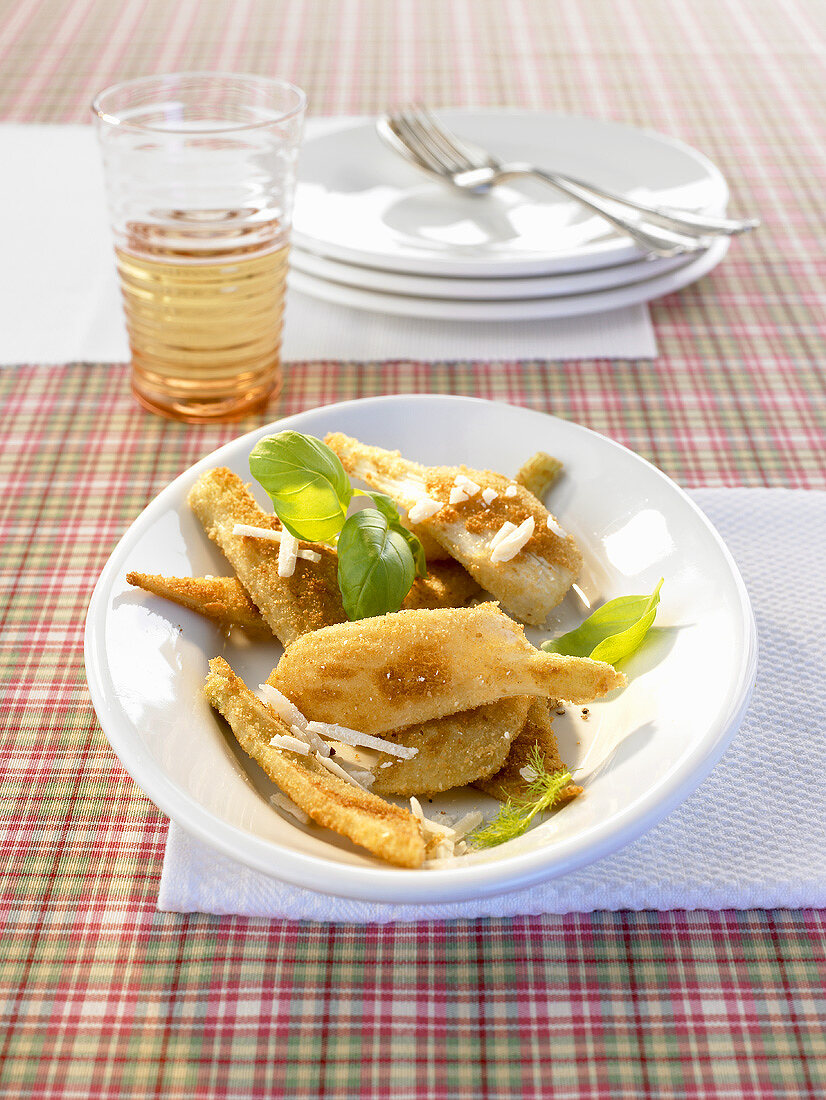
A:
1 1 825 1097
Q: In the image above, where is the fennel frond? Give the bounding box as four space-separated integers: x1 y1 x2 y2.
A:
469 745 575 850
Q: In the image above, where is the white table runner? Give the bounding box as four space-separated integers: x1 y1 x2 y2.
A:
0 123 656 365
158 489 826 922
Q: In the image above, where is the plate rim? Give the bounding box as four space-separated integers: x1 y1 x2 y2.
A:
85 395 757 904
287 237 730 322
293 109 731 277
289 246 694 300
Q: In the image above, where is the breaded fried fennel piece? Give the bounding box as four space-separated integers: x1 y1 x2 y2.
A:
371 697 532 797
404 560 482 610
127 557 482 640
400 519 450 562
188 468 345 646
270 603 625 736
474 699 582 804
515 452 564 500
324 433 582 625
126 572 274 639
205 657 425 868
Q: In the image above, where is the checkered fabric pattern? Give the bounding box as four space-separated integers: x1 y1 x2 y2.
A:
1 0 825 1097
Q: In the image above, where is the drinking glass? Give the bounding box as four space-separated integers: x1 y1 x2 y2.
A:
92 73 306 421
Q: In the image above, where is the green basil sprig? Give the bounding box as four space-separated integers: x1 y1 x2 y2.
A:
337 510 417 620
248 431 425 620
249 431 352 543
542 578 663 666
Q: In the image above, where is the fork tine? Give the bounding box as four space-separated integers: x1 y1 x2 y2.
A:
415 106 487 171
386 106 481 175
395 108 466 174
389 113 448 175
402 105 477 174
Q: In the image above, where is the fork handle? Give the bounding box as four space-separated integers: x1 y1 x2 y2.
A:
537 170 758 237
502 166 711 258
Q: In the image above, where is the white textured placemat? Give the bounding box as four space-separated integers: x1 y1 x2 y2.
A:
0 123 656 365
158 489 826 922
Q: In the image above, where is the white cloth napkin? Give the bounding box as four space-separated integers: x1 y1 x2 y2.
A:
0 123 656 365
158 488 826 922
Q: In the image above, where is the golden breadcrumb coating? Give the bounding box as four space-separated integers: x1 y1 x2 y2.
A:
187 467 345 646
127 553 481 640
126 572 273 639
474 699 582 804
269 603 625 735
404 560 482 610
324 433 582 625
371 697 532 797
204 657 425 868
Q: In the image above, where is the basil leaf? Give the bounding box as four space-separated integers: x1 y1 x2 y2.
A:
337 509 416 620
249 431 352 543
365 490 427 578
542 578 663 666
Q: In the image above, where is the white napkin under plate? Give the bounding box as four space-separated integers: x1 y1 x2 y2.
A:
157 488 826 922
0 123 656 365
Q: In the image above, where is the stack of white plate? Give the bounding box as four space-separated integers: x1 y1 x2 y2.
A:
290 110 731 321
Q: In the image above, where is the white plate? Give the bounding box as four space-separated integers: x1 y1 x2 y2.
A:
293 110 729 277
288 237 729 321
85 396 756 905
290 246 693 300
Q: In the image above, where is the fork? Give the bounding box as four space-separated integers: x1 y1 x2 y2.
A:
378 108 759 259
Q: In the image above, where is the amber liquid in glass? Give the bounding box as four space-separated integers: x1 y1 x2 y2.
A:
116 214 289 421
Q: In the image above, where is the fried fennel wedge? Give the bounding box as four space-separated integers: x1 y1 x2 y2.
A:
127 558 481 639
205 657 425 868
126 572 274 639
270 603 625 736
188 467 345 646
515 452 564 500
474 699 583 804
400 520 450 562
399 450 562 563
371 697 533 797
324 433 582 625
403 559 482 610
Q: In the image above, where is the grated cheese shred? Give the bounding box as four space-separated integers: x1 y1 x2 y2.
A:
490 520 517 551
233 523 321 563
232 522 280 540
259 683 307 729
346 767 375 789
258 684 332 755
305 721 418 759
277 528 299 578
315 751 372 791
269 733 311 755
546 515 567 539
410 797 457 841
408 495 442 523
450 811 484 839
490 516 536 563
454 474 481 497
269 791 311 825
291 724 331 757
